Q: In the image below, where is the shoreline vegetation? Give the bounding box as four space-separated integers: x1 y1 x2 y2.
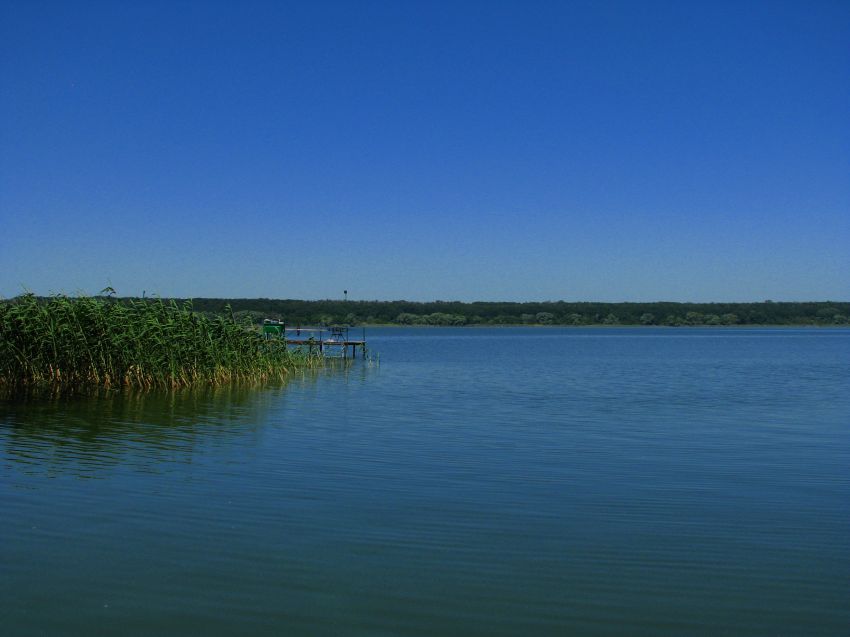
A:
114 297 847 328
0 294 320 395
2 294 846 395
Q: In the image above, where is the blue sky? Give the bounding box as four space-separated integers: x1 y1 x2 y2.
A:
1 0 848 301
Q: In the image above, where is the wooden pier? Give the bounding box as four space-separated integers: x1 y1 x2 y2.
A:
262 321 367 359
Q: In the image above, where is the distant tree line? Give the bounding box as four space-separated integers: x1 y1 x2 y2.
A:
8 297 847 327
108 298 850 327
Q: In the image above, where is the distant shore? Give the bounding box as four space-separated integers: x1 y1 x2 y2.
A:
7 296 845 329
351 323 849 329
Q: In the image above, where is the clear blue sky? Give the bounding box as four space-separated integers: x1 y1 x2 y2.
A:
1 0 848 302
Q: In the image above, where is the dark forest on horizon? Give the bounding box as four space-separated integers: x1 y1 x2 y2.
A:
78 298 850 327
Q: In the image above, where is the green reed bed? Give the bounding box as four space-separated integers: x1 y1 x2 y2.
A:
0 294 318 392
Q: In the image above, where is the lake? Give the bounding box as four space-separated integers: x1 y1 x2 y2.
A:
2 327 849 636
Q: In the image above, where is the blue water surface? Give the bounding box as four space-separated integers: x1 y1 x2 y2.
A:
1 327 849 636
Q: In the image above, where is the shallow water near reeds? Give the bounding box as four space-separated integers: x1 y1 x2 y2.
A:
2 327 849 636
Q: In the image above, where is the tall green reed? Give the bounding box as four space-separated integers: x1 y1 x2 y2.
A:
0 294 319 393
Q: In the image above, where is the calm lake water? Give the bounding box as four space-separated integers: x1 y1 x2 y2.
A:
2 327 849 636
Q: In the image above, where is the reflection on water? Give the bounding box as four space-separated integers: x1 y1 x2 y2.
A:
1 385 277 476
0 365 374 477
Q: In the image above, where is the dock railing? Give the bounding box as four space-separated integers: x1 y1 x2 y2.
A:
262 320 366 358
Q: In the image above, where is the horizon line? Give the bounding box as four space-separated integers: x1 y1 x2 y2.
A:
4 293 848 305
